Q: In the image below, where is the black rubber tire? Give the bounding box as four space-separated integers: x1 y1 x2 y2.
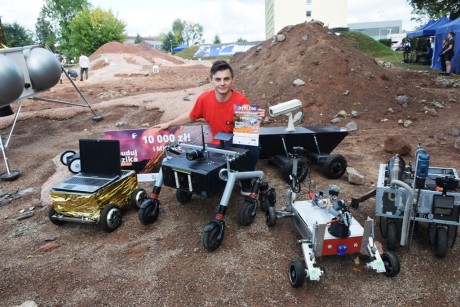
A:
176 189 193 203
130 188 147 209
381 252 400 277
435 227 448 258
138 199 160 225
238 200 257 226
68 158 81 174
260 197 269 212
48 205 65 225
202 224 224 252
288 261 306 288
60 150 76 165
322 154 347 179
281 158 309 183
379 217 388 239
266 206 277 227
100 204 122 232
447 225 457 248
387 221 398 250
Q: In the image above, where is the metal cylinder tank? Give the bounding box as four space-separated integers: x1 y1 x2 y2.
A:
0 56 25 107
25 47 61 91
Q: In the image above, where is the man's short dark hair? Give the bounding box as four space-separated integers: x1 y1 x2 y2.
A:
448 31 455 37
210 60 234 78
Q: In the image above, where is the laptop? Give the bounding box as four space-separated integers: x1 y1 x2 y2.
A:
53 139 122 193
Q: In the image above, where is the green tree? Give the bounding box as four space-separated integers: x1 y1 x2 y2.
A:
183 21 203 46
162 31 176 53
172 18 185 44
35 11 57 50
134 33 143 44
213 34 221 44
3 22 35 47
69 7 126 57
236 37 247 42
408 0 460 20
39 0 90 54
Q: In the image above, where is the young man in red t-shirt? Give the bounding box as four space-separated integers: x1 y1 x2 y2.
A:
152 60 265 195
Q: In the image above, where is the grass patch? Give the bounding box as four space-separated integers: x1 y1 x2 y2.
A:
341 31 436 71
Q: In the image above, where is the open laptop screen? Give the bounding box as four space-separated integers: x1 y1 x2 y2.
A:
79 139 121 176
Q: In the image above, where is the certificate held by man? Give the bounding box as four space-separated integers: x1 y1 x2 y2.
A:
233 104 260 146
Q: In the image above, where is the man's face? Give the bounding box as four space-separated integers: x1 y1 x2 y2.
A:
211 69 233 96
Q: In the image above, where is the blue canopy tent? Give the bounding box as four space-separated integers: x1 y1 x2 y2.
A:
407 17 450 38
432 17 460 73
406 19 436 38
172 43 188 53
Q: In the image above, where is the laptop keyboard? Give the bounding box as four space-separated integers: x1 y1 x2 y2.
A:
65 176 113 186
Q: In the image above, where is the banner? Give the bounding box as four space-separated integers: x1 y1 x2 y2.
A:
104 125 212 180
193 42 261 58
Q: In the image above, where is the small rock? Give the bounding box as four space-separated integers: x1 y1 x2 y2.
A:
431 101 445 109
293 79 305 86
276 34 286 42
403 120 413 128
183 96 190 101
351 110 359 117
17 211 34 220
45 236 57 242
302 35 308 41
38 242 59 253
454 137 460 150
342 90 349 96
387 107 395 113
330 117 343 124
451 128 460 137
346 167 365 185
345 121 357 132
115 121 127 127
384 136 411 155
336 110 347 118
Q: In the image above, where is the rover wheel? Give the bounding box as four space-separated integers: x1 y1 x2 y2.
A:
48 205 65 225
100 204 122 232
379 216 388 239
281 158 309 183
435 227 448 258
176 189 193 203
266 206 277 227
288 261 306 287
130 188 147 209
68 158 81 174
60 150 76 165
238 200 257 226
387 221 398 250
322 154 347 179
381 252 400 277
138 199 160 225
202 223 225 252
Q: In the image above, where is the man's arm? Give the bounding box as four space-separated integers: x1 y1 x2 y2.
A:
152 111 194 131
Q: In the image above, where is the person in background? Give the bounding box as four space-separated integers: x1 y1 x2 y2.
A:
152 60 265 196
440 32 455 76
439 38 449 74
403 39 412 63
54 50 66 84
79 53 90 81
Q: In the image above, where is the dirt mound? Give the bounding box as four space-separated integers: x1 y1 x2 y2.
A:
91 41 184 65
231 22 446 126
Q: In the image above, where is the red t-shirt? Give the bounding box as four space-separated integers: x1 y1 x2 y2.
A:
189 90 249 144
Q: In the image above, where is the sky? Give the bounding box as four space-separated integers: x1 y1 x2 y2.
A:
1 0 418 43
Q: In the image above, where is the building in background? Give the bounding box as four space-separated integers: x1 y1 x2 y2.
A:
124 36 162 50
265 0 348 38
348 20 403 40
